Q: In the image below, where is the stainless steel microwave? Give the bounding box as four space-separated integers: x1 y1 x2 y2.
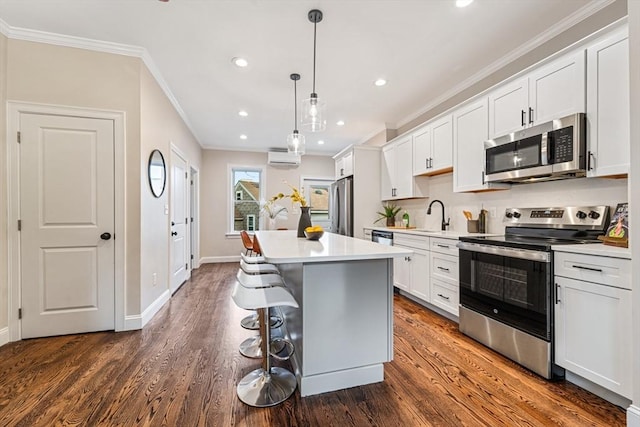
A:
484 113 586 183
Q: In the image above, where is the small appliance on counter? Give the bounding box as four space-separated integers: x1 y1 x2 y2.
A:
457 205 610 379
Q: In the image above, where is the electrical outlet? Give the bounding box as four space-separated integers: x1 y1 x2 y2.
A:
488 207 497 218
152 272 157 286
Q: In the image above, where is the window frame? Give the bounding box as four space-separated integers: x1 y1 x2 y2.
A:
228 164 266 236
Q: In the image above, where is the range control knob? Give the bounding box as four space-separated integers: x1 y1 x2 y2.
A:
513 211 521 219
588 211 600 219
505 212 513 219
576 210 587 220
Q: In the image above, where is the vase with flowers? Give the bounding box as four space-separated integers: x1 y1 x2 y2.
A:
269 182 310 237
261 200 288 230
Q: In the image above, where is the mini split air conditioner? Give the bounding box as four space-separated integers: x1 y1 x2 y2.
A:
267 151 301 167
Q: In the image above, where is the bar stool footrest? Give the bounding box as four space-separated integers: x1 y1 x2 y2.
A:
239 336 286 359
269 338 295 361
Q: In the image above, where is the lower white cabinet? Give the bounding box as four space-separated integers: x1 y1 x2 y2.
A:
393 233 459 317
393 234 430 301
554 252 631 398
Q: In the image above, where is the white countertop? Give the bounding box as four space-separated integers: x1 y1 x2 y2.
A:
552 242 631 259
255 230 412 264
363 226 502 239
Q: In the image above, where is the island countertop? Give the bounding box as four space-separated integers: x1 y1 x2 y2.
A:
255 230 412 264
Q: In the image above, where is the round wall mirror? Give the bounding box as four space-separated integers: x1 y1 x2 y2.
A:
148 149 166 198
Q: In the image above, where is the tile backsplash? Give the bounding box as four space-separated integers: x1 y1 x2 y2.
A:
392 174 628 234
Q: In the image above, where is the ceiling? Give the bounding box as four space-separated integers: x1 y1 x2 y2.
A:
0 0 609 156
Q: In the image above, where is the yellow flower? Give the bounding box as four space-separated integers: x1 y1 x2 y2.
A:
268 182 308 207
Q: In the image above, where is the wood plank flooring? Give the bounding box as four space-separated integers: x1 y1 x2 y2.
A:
0 263 626 426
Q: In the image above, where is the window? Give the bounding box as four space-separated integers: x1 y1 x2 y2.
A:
303 178 333 230
247 215 256 231
231 167 263 232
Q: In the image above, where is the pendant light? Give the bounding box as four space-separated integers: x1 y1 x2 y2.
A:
287 73 306 155
300 9 326 133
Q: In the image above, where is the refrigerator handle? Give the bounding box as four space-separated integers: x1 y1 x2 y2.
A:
345 179 353 236
331 183 340 234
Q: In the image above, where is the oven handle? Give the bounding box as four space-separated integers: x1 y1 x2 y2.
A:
456 241 550 263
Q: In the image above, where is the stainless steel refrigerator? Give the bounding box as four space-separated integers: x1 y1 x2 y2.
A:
330 176 354 236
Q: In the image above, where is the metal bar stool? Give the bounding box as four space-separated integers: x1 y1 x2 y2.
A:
240 251 266 264
237 269 286 358
231 281 298 407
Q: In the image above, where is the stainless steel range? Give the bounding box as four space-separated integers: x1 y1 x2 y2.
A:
457 206 610 379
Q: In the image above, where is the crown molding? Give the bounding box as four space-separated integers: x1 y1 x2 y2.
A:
0 20 203 147
397 0 617 129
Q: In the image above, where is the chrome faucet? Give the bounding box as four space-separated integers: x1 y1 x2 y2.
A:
427 199 450 231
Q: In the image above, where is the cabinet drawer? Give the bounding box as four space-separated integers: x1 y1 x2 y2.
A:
431 279 459 316
430 252 458 285
394 233 430 251
430 237 459 255
554 252 631 290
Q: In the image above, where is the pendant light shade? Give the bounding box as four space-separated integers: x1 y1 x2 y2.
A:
287 73 306 155
300 9 326 133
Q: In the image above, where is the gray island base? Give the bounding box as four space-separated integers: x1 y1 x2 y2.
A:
254 231 411 396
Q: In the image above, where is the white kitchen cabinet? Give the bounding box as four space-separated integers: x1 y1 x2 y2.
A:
554 252 631 399
453 98 508 193
393 234 430 301
335 150 354 179
332 145 381 239
586 27 629 178
381 136 428 200
429 237 459 316
488 50 586 139
413 114 453 176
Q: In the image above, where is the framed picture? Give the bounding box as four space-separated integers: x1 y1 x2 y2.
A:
600 203 629 247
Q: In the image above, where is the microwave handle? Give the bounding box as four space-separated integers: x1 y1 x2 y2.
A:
541 132 549 165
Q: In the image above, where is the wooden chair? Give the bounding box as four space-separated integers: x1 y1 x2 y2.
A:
240 230 254 255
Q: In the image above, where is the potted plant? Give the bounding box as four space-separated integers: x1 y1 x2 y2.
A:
375 203 402 227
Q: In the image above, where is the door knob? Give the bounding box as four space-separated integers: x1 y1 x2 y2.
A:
171 221 175 226
100 232 112 240
171 231 178 236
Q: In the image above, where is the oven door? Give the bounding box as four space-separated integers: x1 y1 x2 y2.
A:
458 242 551 341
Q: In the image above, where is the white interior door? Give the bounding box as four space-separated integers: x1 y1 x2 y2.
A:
20 113 115 339
170 148 189 293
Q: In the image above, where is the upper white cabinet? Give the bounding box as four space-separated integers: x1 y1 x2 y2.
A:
488 50 586 138
413 114 453 176
586 27 629 178
453 98 508 192
381 136 428 200
335 150 354 179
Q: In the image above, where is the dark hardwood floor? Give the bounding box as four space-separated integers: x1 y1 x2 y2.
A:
0 263 626 426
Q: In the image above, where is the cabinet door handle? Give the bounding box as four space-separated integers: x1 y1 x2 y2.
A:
437 293 450 301
572 264 603 273
555 283 561 304
436 244 450 249
521 110 526 126
437 266 450 272
528 107 534 124
587 151 595 171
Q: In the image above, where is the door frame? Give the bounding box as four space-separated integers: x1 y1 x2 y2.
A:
7 102 126 341
189 165 200 270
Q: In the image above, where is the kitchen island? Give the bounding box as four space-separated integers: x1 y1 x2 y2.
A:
255 230 411 396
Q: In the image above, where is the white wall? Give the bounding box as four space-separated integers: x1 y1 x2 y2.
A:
199 149 333 261
392 174 627 234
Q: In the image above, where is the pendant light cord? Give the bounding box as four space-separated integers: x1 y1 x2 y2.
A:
293 78 298 130
312 21 317 94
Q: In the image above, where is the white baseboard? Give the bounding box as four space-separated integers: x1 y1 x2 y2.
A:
199 255 240 264
0 327 9 348
123 289 171 331
628 405 640 427
565 372 631 408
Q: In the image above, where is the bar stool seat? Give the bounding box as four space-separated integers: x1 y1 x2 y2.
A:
240 252 266 264
240 259 279 275
231 282 298 407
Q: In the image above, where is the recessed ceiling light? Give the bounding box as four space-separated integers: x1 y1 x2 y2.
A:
318 140 325 145
456 0 474 7
238 110 248 117
232 57 248 67
374 79 387 87
336 120 345 126
240 134 247 140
